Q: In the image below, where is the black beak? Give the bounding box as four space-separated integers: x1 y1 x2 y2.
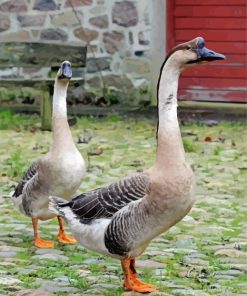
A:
197 47 226 62
196 37 225 62
58 61 72 79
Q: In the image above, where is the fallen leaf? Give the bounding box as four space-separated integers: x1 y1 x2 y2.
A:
29 127 39 133
87 148 103 156
204 136 212 142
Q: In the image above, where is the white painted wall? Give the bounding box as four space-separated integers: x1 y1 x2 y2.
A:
150 0 166 104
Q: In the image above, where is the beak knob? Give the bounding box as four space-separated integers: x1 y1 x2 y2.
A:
196 37 225 61
58 61 72 79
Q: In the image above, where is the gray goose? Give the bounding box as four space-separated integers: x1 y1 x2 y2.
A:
49 38 225 292
11 61 86 248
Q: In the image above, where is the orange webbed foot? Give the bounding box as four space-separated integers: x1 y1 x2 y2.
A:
57 230 77 244
34 237 54 248
124 278 158 293
121 258 158 293
130 273 157 290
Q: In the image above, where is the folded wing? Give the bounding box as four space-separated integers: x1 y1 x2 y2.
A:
12 161 39 198
67 174 150 224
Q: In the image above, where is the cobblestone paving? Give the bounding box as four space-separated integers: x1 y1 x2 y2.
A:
0 115 246 296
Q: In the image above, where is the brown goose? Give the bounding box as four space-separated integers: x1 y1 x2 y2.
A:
49 38 225 292
11 61 86 248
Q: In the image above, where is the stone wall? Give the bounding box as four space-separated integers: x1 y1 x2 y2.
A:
0 0 156 106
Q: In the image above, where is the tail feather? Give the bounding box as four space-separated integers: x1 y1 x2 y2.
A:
9 190 15 197
48 196 71 217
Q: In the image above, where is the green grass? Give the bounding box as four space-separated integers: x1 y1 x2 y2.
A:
0 109 39 130
210 260 231 271
183 138 200 153
3 149 27 179
0 114 246 295
17 261 91 291
103 287 124 296
68 253 88 263
18 274 37 283
16 251 31 260
67 270 90 290
88 263 106 273
213 145 224 155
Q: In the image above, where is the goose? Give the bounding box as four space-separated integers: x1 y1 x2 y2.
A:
11 61 86 248
49 38 225 292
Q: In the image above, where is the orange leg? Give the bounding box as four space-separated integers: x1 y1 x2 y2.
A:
129 259 157 289
57 216 77 244
121 258 158 293
32 218 54 248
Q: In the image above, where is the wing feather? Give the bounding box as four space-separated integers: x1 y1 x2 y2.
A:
69 174 150 224
12 161 39 198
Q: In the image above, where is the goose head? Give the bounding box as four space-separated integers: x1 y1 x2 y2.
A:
166 37 225 71
57 61 72 81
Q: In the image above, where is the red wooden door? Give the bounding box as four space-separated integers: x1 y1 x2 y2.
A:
167 0 247 103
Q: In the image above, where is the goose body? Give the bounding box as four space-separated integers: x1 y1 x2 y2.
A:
12 61 86 247
14 149 84 221
51 170 194 259
49 38 225 292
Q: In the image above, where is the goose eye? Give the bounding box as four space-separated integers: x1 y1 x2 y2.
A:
186 45 192 50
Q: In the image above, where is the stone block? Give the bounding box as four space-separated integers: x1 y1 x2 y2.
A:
0 277 21 285
0 0 27 12
0 15 10 32
31 30 40 39
87 44 98 54
64 0 92 7
103 31 125 54
129 31 134 45
112 1 138 27
123 58 150 74
33 0 59 11
87 57 111 73
51 11 82 26
86 76 101 88
17 15 46 27
0 31 30 41
74 27 98 42
33 0 58 11
90 6 106 14
104 74 133 89
17 289 54 296
138 30 151 45
96 0 106 4
89 14 108 29
40 28 67 41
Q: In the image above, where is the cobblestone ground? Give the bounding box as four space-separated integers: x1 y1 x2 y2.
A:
0 114 246 296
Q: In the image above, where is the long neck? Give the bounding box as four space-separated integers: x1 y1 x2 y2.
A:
51 79 75 152
53 79 68 118
155 60 185 168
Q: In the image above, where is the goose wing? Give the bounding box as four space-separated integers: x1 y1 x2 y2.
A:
65 174 150 224
12 161 39 198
